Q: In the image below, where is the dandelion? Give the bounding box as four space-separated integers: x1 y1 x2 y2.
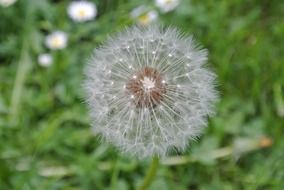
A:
45 31 68 50
155 0 180 13
67 1 97 22
130 6 158 25
38 53 53 67
84 25 218 159
0 0 16 7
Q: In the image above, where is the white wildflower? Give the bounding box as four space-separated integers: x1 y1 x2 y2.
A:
130 5 147 18
84 25 218 159
0 0 16 7
155 0 180 13
38 53 53 67
137 11 158 25
67 1 97 22
45 31 68 50
130 6 158 25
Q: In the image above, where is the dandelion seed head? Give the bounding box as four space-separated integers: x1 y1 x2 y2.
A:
84 25 218 159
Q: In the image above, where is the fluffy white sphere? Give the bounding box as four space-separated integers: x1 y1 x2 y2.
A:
84 25 218 159
67 1 97 22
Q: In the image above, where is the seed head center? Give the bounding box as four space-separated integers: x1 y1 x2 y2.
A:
126 67 166 108
141 77 155 90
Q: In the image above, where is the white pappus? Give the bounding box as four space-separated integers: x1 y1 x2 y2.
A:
84 25 218 159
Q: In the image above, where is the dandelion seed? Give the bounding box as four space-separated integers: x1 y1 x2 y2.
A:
45 31 68 50
67 1 97 22
38 53 53 67
84 25 218 159
155 0 180 13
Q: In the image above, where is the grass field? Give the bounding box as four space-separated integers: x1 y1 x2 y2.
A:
0 0 284 189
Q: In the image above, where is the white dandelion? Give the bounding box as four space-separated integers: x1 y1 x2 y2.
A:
0 0 16 7
45 31 68 50
67 1 97 22
38 53 53 67
84 25 218 159
130 6 158 25
155 0 180 13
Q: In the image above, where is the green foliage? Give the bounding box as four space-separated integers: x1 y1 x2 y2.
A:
0 0 284 189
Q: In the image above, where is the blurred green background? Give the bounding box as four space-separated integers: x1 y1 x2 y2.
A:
0 0 284 189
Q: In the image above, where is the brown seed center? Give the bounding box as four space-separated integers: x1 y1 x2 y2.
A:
126 67 166 108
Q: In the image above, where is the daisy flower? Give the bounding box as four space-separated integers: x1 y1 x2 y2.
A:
38 53 53 67
84 25 218 159
130 6 158 25
67 1 97 22
155 0 180 13
0 0 16 7
137 11 158 25
45 31 68 50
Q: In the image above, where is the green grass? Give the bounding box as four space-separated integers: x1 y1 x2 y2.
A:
0 0 284 189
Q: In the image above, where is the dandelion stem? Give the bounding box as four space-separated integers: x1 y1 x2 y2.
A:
138 156 159 190
9 42 31 123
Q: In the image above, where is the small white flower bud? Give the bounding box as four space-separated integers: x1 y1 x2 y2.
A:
38 53 53 67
